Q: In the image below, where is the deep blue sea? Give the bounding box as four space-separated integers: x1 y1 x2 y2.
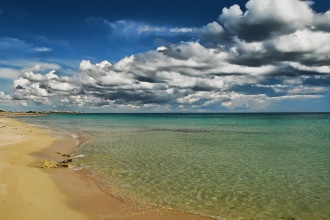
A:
20 113 330 220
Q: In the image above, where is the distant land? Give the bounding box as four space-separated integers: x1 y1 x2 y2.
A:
0 109 83 117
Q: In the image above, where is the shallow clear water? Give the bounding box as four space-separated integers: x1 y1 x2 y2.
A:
21 113 330 220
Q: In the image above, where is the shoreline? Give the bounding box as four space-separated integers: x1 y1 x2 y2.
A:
0 117 216 220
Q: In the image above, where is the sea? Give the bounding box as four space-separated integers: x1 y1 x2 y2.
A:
20 113 330 220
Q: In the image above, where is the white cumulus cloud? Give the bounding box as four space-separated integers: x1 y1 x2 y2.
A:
219 0 314 41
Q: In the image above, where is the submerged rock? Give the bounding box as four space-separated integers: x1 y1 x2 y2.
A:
58 159 73 168
55 152 72 157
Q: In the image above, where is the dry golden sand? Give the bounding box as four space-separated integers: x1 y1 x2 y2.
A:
0 117 88 220
0 117 215 220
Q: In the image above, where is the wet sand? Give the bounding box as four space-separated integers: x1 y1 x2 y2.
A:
0 117 215 220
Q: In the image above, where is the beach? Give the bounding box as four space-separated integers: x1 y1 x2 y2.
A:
0 116 214 220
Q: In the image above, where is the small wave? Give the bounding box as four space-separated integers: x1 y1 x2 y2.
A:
72 166 84 171
73 154 86 159
72 163 89 171
70 134 80 145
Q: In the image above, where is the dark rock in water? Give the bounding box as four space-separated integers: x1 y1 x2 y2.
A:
60 159 73 163
58 159 73 167
60 163 70 168
55 152 72 157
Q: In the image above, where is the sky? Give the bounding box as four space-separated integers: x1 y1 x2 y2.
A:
0 0 329 113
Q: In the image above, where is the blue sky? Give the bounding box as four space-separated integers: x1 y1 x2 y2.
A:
0 0 329 112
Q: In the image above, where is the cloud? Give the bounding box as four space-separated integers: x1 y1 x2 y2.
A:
313 10 330 32
34 47 52 52
0 37 31 50
0 92 12 101
0 59 62 73
224 29 330 69
219 0 314 41
0 68 20 79
1 0 330 112
104 19 231 45
7 40 329 111
12 69 79 104
199 21 232 45
0 37 54 62
105 19 196 38
157 46 168 52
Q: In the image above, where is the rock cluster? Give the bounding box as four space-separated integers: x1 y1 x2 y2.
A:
31 152 74 168
32 158 73 168
55 152 72 157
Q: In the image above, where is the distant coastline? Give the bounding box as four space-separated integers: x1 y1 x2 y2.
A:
0 110 83 117
1 110 329 118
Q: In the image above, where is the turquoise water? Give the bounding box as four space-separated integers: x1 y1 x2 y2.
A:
21 113 330 220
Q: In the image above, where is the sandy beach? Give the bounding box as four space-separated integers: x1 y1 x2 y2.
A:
0 117 89 220
0 117 214 220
